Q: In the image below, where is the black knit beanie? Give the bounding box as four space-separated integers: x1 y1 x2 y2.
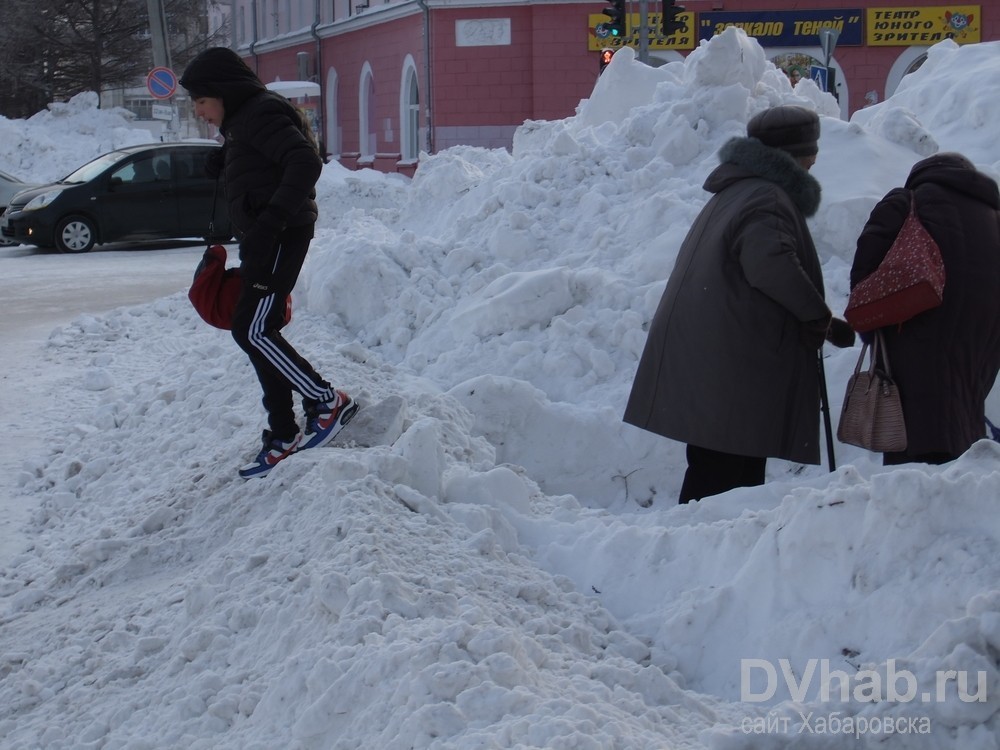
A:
747 105 821 157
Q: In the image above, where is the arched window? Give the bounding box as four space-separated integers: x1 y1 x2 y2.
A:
359 63 376 160
399 55 420 161
886 47 929 99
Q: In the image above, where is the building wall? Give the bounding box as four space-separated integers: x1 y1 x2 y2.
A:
433 8 533 128
427 5 595 127
531 4 602 120
320 13 426 170
234 0 995 175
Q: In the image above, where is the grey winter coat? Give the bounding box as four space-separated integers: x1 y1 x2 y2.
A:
624 137 830 464
851 152 1000 458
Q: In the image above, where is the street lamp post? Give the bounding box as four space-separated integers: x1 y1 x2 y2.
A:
146 0 173 69
146 0 176 137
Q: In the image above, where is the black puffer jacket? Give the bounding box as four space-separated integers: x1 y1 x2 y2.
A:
851 152 1000 457
180 48 322 239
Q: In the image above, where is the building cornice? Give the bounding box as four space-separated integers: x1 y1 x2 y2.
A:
239 0 616 52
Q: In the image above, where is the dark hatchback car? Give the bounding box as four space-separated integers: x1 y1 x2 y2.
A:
0 142 231 253
0 169 40 246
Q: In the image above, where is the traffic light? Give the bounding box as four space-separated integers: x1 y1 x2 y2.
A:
599 47 615 73
598 0 627 39
661 0 686 36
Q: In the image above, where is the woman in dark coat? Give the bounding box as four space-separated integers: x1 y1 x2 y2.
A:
624 106 853 503
180 48 358 479
850 152 1000 465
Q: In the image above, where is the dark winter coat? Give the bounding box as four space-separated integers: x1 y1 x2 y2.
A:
179 48 322 240
850 152 1000 457
623 137 830 464
218 91 322 238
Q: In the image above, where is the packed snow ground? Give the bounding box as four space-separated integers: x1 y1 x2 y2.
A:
1 30 1000 749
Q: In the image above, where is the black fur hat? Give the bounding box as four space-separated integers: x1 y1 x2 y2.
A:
747 105 820 157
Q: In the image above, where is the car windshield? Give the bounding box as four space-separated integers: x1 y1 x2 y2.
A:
60 151 133 184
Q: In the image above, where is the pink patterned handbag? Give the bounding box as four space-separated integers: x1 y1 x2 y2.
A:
845 193 945 333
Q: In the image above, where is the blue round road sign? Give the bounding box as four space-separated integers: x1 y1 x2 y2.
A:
147 67 178 100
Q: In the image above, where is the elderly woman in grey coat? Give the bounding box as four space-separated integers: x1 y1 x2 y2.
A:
624 105 853 503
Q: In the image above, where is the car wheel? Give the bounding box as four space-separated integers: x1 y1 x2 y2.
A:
55 215 97 253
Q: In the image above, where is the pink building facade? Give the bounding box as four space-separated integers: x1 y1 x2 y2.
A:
236 1 995 175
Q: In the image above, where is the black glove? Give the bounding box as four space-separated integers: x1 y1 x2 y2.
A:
239 224 280 293
239 207 290 292
826 317 856 348
799 316 831 350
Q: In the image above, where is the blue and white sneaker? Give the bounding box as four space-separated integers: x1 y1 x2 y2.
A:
239 430 301 479
300 390 359 450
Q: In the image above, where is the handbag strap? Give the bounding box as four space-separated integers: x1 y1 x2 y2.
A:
872 330 893 378
208 174 221 236
853 330 894 379
853 340 871 377
907 189 924 227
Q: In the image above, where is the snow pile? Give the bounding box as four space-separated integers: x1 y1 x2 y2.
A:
3 301 738 749
851 40 1000 169
0 92 156 183
2 29 1000 750
9 287 1000 749
299 29 991 506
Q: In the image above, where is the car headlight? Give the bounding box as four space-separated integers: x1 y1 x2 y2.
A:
23 189 63 212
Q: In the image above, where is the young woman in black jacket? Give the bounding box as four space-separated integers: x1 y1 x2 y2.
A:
181 47 357 478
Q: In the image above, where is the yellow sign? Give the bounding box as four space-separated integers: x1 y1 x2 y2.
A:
867 5 980 45
588 12 697 51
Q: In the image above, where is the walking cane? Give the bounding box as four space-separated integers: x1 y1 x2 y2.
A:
818 351 836 471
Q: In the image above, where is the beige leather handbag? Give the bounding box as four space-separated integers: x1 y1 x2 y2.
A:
837 330 907 452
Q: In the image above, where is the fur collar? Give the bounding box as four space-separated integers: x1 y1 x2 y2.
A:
710 137 822 217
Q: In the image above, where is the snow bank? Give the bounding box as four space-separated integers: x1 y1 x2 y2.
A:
2 30 1000 750
0 92 155 182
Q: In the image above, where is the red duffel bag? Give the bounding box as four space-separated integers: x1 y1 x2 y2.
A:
188 245 291 330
